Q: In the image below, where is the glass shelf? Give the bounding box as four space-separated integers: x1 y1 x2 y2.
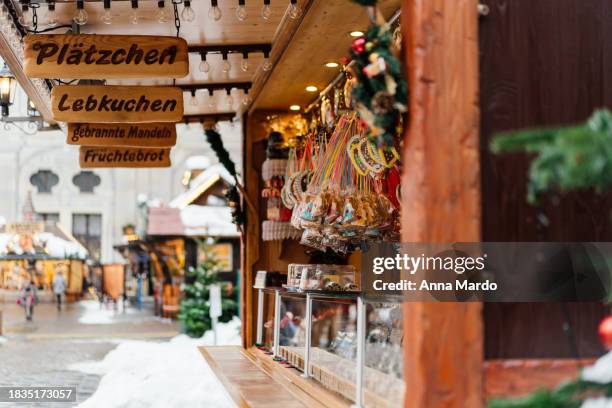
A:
253 285 405 408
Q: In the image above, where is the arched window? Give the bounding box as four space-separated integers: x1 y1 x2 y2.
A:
29 170 59 193
72 171 101 193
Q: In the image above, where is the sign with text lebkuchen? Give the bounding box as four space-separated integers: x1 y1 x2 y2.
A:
24 34 189 79
67 123 177 147
51 85 183 123
79 147 171 168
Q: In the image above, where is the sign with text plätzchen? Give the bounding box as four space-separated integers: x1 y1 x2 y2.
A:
51 86 183 123
24 34 189 79
67 123 177 147
79 147 171 168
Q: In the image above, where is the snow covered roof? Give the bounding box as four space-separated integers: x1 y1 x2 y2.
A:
0 222 88 259
170 163 234 209
180 205 239 238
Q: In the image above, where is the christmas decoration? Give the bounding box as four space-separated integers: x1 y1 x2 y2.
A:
179 240 238 338
491 109 612 204
599 315 612 350
347 6 407 150
488 350 612 407
204 127 246 226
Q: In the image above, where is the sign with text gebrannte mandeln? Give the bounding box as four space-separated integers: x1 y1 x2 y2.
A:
67 123 177 147
79 147 171 168
24 34 189 78
51 85 183 123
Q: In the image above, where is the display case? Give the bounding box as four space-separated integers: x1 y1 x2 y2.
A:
254 286 404 408
286 263 358 292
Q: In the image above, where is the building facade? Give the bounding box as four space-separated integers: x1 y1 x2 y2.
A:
0 83 242 263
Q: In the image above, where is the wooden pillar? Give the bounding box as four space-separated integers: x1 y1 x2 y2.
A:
401 0 483 407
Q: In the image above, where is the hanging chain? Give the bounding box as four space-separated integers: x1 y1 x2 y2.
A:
29 1 39 32
171 0 182 86
172 0 181 38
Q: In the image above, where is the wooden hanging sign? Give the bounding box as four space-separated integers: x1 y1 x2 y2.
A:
51 85 183 123
24 34 189 79
79 147 171 168
67 123 177 147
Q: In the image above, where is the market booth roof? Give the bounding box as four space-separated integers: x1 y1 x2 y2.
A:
1 0 399 122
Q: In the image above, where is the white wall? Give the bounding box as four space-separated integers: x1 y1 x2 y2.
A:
0 86 242 263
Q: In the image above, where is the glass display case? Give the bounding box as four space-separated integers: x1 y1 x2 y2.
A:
254 286 404 408
255 287 277 353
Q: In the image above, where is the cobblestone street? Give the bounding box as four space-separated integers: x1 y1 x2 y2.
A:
0 300 179 407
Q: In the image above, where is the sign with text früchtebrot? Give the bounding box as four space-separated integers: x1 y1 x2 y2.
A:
24 34 189 79
52 86 183 123
67 123 177 147
79 147 171 168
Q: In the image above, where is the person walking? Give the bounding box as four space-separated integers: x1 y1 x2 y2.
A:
52 269 67 311
18 280 37 321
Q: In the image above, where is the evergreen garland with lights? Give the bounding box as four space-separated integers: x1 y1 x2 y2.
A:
348 4 407 149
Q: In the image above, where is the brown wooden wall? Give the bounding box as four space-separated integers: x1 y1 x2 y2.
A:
480 0 609 359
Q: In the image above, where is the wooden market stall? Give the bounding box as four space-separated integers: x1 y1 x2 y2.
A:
1 0 610 406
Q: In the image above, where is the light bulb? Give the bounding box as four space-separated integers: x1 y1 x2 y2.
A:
236 5 247 21
222 59 231 73
157 4 170 23
262 57 272 71
288 2 302 19
209 5 222 21
19 8 32 28
240 59 249 72
181 2 195 22
73 8 88 25
130 10 140 24
101 9 113 24
46 9 58 27
261 4 272 20
242 94 251 106
199 60 211 74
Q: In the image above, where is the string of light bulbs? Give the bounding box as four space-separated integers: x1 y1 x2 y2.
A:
190 44 273 77
14 0 304 28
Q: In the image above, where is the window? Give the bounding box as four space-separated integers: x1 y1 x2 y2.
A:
73 171 101 193
72 214 102 260
30 170 59 193
36 213 59 223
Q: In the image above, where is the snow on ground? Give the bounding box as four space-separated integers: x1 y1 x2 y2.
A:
70 317 241 408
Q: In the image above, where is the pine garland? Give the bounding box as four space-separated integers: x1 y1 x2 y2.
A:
488 378 612 408
204 128 246 226
491 109 612 203
205 128 237 178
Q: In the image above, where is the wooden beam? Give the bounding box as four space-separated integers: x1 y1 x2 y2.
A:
400 0 483 407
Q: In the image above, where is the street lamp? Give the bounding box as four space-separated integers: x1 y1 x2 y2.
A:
0 63 17 117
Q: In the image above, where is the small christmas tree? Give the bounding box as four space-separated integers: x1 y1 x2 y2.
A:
179 240 238 338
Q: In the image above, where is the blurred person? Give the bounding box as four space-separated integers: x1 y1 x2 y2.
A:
17 280 37 321
52 268 67 311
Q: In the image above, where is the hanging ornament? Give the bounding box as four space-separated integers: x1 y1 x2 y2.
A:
599 315 612 350
352 37 366 54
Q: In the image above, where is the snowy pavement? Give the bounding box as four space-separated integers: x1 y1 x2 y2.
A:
0 300 241 407
70 317 241 408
